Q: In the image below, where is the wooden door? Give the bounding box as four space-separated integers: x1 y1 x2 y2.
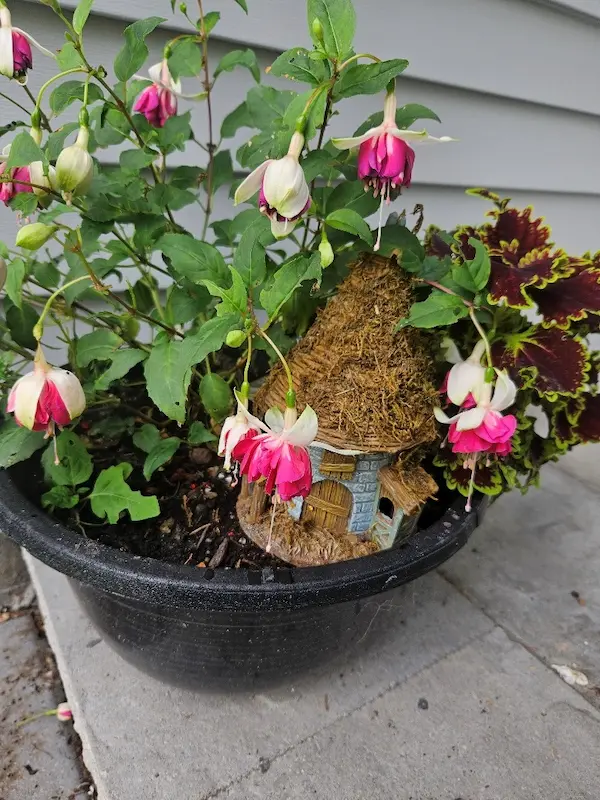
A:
302 481 352 534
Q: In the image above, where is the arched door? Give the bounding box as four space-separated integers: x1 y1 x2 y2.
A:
301 480 353 534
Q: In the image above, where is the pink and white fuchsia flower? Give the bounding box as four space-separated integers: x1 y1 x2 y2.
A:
7 346 86 437
133 61 181 129
0 5 54 83
234 132 311 239
232 401 318 502
219 397 261 471
333 91 453 249
440 340 487 407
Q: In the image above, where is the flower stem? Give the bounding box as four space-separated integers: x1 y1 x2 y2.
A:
34 68 88 114
259 328 294 403
468 307 493 369
338 52 381 71
197 0 216 240
243 334 252 386
33 275 92 341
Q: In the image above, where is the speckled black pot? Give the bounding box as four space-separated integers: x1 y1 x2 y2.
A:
0 469 486 691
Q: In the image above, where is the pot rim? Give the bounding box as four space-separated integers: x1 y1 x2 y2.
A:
0 470 485 611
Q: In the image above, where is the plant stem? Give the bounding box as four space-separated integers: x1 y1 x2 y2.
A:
34 68 88 114
338 52 382 71
259 328 294 396
197 0 216 239
418 278 475 308
21 85 52 131
0 91 31 116
33 275 92 341
469 307 493 368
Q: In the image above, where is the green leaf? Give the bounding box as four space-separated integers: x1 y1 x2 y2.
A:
10 193 38 216
73 0 94 34
245 85 295 130
158 233 229 286
199 373 232 421
466 237 491 291
377 225 425 272
166 283 210 324
119 149 157 172
269 47 329 85
143 437 181 479
260 253 322 318
95 349 147 391
220 101 251 139
155 111 192 152
214 48 260 83
90 462 160 523
5 258 25 309
5 301 37 349
325 209 373 245
352 103 442 138
45 123 79 161
167 37 203 80
41 485 79 510
0 420 45 468
49 80 103 114
282 89 327 141
144 315 237 423
6 132 44 169
114 16 166 82
326 180 379 218
75 331 124 367
57 42 85 70
188 421 217 444
202 266 248 318
398 291 469 329
233 0 248 10
232 215 274 286
133 423 161 454
335 59 409 99
307 0 356 60
41 431 93 487
210 150 234 193
203 11 221 32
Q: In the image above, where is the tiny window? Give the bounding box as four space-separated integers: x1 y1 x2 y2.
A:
378 496 395 521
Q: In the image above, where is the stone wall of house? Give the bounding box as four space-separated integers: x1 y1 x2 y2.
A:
287 447 392 533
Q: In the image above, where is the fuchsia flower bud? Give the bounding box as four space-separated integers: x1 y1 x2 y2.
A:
56 703 73 722
232 400 318 502
7 346 86 435
0 6 53 83
234 132 311 239
333 90 453 249
134 61 180 128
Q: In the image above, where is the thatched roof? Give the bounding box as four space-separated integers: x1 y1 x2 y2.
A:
255 254 438 453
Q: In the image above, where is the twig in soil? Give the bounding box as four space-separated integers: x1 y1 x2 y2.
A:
208 538 228 569
182 494 193 528
190 522 211 538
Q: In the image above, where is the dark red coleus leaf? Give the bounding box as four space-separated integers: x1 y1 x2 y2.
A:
575 394 600 442
485 206 551 258
487 247 565 308
549 398 584 448
530 265 600 329
493 327 590 397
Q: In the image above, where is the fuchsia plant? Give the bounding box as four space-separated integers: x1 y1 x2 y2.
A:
0 0 596 542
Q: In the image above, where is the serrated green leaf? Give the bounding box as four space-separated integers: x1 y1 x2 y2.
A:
260 253 322 319
220 101 251 139
56 42 85 70
202 266 248 318
188 421 217 444
398 291 469 329
210 150 233 193
215 48 260 83
326 180 379 218
41 431 93 487
95 349 147 391
232 215 274 286
114 16 166 82
326 209 373 245
335 59 409 99
41 485 79 510
119 149 157 172
167 37 203 80
0 419 46 468
5 258 25 309
73 0 94 34
144 315 237 423
166 283 210 324
307 0 356 60
133 423 161 454
9 193 38 216
199 373 232 422
6 132 44 169
245 85 295 130
90 462 160 523
143 437 181 479
49 80 103 114
269 47 328 85
75 330 124 366
158 233 229 285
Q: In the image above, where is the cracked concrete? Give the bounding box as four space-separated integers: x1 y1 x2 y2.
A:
18 448 600 800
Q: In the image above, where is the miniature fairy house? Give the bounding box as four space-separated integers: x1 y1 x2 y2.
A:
237 254 439 567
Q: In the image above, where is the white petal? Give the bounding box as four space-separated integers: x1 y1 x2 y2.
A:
491 370 517 412
48 369 86 418
456 406 487 431
234 160 271 205
270 217 297 239
233 390 270 433
13 371 46 430
467 339 487 364
0 27 14 78
434 406 462 425
147 62 162 83
17 29 55 59
388 129 456 145
332 127 382 150
265 407 284 434
283 405 318 447
447 361 486 406
441 337 462 365
218 415 236 456
262 156 309 218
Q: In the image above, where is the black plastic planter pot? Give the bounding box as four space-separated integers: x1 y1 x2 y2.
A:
0 470 486 691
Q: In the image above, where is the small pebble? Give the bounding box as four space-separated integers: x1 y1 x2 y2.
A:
417 697 429 710
190 447 213 465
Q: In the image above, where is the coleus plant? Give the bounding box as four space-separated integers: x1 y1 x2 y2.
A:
0 0 595 534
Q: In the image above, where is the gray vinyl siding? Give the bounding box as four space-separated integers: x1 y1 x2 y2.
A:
2 0 600 253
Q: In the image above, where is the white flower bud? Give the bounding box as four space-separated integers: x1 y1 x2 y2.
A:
15 222 58 250
318 239 334 268
55 127 93 201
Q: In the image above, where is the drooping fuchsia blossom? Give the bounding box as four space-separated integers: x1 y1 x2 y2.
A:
232 400 318 502
0 162 32 205
333 91 453 250
219 397 261 471
0 6 54 83
7 346 86 436
440 340 487 407
133 61 181 128
234 131 311 239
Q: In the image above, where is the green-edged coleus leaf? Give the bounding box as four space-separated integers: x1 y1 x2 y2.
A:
575 393 600 442
492 327 590 398
530 263 600 330
487 247 569 309
547 397 585 450
433 446 505 499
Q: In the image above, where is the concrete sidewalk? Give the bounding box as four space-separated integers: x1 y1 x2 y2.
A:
22 450 600 800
